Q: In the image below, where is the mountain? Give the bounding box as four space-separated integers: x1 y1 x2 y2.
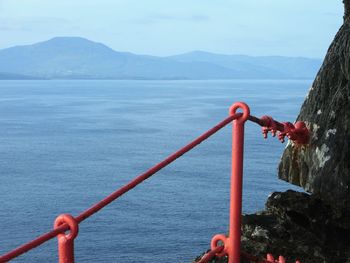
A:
169 51 322 79
0 72 44 80
0 37 322 80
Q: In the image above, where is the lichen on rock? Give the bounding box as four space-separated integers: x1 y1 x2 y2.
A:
195 2 350 262
278 1 350 202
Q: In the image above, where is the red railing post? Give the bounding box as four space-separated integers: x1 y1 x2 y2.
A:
54 214 79 263
211 102 250 263
266 254 275 262
229 102 250 263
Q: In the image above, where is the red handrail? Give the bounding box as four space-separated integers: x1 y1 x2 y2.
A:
197 246 225 263
0 112 240 262
197 248 288 263
0 102 309 262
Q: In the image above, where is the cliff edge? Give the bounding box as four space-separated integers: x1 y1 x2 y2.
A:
195 1 350 262
279 1 350 205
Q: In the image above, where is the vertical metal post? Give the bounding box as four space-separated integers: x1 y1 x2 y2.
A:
54 214 79 263
210 102 250 263
228 102 249 263
267 254 275 262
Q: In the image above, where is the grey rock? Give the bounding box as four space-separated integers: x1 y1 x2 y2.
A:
278 1 350 204
195 191 350 263
195 2 350 263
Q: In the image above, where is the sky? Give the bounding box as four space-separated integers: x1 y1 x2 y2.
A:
0 0 344 58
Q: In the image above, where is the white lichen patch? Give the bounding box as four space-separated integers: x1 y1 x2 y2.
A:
284 139 294 149
251 226 269 239
330 111 336 119
274 194 281 200
312 123 320 140
315 144 331 168
317 109 322 115
325 129 337 139
305 86 314 100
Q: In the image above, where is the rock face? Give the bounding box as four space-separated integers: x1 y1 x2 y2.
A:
238 5 350 260
241 191 350 262
194 3 350 263
278 1 350 203
195 191 350 263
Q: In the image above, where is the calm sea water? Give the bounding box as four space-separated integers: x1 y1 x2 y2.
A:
0 80 309 262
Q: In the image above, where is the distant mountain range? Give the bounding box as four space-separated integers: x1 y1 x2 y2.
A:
0 37 322 80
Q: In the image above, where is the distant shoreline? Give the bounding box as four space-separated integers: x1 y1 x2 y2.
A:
0 37 322 81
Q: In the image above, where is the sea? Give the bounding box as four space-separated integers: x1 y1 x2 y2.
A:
0 80 309 262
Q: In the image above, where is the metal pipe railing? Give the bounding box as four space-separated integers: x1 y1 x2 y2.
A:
0 102 309 263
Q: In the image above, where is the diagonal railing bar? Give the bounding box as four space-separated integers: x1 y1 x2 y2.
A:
197 247 287 263
0 113 241 262
0 102 309 263
75 112 241 224
197 246 225 263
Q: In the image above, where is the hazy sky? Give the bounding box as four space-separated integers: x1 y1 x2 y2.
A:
0 1 344 58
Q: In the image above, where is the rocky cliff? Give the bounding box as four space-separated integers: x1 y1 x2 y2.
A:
278 1 350 204
195 1 350 262
195 190 350 263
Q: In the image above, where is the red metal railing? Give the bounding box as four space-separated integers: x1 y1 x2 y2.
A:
197 248 302 263
0 102 309 263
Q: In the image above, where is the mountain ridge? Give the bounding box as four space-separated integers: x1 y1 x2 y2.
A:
0 37 322 80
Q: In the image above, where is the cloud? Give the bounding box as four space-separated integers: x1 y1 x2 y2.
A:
131 13 210 24
0 18 31 31
0 17 72 32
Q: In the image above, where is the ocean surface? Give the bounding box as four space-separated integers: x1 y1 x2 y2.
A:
0 80 309 262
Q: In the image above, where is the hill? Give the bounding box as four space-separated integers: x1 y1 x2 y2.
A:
0 37 322 80
169 51 321 79
0 72 44 80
